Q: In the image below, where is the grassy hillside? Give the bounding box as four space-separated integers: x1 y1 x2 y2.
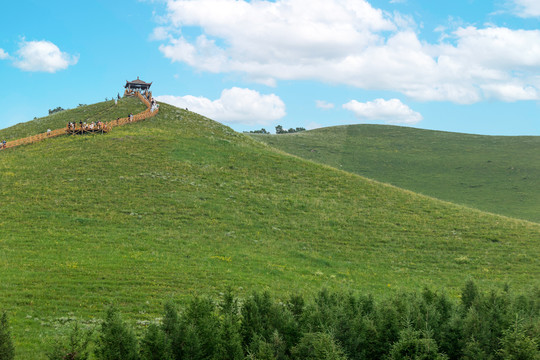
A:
0 102 539 358
249 125 540 223
0 97 146 141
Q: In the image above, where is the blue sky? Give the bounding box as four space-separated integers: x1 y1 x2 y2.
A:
1 0 540 135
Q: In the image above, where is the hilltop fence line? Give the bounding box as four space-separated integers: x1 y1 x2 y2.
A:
2 91 158 150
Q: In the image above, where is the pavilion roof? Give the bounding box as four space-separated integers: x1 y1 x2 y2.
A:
125 76 152 88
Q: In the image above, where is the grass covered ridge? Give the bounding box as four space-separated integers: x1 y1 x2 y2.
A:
0 102 538 358
249 125 540 223
0 97 146 141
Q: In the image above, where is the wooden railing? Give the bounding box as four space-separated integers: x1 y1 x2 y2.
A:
107 92 158 129
1 92 159 150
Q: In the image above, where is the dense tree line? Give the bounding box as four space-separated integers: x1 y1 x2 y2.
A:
275 125 306 134
244 126 306 134
1 281 539 359
245 128 271 134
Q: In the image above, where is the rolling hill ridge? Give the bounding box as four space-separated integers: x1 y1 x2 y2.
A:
250 124 540 223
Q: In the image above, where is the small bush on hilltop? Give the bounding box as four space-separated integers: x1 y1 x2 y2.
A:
48 107 65 115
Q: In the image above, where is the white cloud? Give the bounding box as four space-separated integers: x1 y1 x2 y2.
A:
156 87 286 125
316 100 335 110
159 0 395 73
159 35 228 73
0 48 9 60
343 98 423 125
150 26 170 41
480 83 539 102
13 40 78 73
512 0 540 17
156 0 540 104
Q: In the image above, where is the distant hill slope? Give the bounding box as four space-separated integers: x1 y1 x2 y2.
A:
250 125 540 223
0 103 539 358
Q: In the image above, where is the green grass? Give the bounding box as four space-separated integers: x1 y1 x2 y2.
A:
0 103 539 358
249 125 540 223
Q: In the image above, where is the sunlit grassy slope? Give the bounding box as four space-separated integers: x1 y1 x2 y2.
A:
0 102 539 358
0 97 146 141
250 125 540 223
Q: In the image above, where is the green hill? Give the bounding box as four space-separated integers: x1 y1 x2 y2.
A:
0 101 539 358
249 125 540 223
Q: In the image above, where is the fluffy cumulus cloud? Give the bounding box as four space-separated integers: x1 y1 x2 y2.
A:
0 48 9 60
14 40 78 73
156 0 540 104
343 98 423 125
156 87 286 125
512 0 540 17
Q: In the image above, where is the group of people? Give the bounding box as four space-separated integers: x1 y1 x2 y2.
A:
67 121 106 132
150 98 159 112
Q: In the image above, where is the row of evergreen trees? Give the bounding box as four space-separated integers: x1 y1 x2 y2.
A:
1 281 539 360
244 126 307 134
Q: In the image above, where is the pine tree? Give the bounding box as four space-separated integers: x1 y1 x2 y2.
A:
94 306 139 360
461 280 478 311
498 325 540 360
0 312 15 360
388 328 447 360
46 322 91 360
213 314 244 360
140 324 172 360
291 332 347 360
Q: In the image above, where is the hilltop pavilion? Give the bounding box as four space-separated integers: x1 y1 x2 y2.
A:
124 77 152 98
